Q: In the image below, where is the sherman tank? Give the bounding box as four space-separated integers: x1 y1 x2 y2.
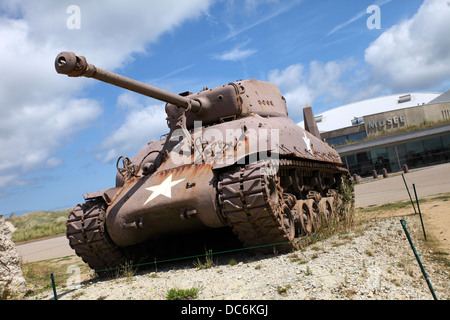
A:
55 52 353 272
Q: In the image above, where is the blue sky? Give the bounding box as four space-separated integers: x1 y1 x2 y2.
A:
1 0 449 215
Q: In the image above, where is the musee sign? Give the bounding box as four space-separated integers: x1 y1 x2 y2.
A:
367 115 405 132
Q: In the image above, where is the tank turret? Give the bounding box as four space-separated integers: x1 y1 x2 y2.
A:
56 52 353 273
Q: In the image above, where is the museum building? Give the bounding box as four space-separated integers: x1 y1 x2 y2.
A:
299 89 450 177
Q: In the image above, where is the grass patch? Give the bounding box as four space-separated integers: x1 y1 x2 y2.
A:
193 249 215 270
357 200 411 214
114 262 138 280
302 176 356 248
21 255 94 297
228 258 237 266
276 284 291 296
166 287 199 300
357 192 450 215
6 209 70 243
429 251 450 269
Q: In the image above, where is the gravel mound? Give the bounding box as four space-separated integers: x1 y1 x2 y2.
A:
31 216 449 300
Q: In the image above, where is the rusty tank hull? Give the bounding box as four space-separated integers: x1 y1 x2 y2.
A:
57 52 353 272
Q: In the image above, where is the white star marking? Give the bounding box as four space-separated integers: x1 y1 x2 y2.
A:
143 174 185 205
303 131 312 154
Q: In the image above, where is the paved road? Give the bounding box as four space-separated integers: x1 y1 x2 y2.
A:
16 235 75 263
16 162 450 263
355 162 450 207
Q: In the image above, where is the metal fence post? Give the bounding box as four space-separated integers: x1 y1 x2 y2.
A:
50 273 58 300
412 183 427 240
401 174 416 214
400 219 437 300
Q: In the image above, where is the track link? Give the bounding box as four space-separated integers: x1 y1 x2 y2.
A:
217 160 298 252
66 159 351 271
66 199 126 272
217 159 351 253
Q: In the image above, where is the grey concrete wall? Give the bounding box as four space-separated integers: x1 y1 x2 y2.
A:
363 102 450 136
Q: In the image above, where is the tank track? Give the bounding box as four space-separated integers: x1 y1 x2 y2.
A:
217 159 351 253
66 159 351 271
66 199 126 272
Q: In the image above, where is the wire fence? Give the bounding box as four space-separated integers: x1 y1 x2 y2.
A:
29 217 438 300
21 174 444 301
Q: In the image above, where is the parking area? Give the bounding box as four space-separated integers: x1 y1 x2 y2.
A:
354 162 450 207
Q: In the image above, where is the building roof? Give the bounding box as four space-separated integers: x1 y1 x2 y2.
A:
297 92 441 133
427 89 450 104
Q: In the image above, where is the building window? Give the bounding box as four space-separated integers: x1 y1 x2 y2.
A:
405 140 425 167
327 136 347 146
315 115 323 123
326 132 367 146
351 117 364 125
347 131 367 142
398 94 411 103
370 147 390 172
342 133 450 177
422 136 446 164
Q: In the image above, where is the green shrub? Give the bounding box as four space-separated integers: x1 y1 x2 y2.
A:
166 288 199 300
6 209 70 242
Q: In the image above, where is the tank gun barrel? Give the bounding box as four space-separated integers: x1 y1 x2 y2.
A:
55 52 200 111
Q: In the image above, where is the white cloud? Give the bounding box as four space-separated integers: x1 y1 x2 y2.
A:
0 175 19 190
214 38 257 62
365 0 450 91
0 0 213 192
0 96 102 178
0 17 103 187
0 0 212 69
215 47 257 61
117 92 145 110
270 0 450 122
268 59 367 121
98 104 169 163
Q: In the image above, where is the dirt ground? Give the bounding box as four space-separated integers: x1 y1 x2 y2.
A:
411 198 449 255
356 194 450 256
354 163 450 259
29 194 449 301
